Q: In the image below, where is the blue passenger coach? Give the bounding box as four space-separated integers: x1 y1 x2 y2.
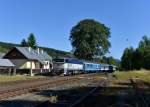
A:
83 61 101 73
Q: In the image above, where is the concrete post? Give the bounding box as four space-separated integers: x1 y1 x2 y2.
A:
13 68 16 75
30 61 33 76
40 68 43 73
8 67 11 76
48 62 51 72
48 68 51 72
30 69 34 76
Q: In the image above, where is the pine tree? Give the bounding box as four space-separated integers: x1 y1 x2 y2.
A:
27 33 37 49
20 39 28 47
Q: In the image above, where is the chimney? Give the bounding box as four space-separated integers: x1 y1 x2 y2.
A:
41 49 44 54
37 48 40 54
28 47 31 52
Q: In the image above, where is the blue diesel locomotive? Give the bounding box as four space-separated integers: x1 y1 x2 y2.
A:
53 58 117 75
53 58 84 75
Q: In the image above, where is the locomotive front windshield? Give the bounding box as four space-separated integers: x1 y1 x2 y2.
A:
53 58 65 63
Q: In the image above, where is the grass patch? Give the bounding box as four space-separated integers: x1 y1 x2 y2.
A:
114 70 150 82
93 74 107 81
0 75 44 83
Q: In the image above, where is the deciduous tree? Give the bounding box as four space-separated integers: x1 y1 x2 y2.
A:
70 19 111 60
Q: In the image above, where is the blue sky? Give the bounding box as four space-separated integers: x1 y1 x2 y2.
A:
0 0 150 59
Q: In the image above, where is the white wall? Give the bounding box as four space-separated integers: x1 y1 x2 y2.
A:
43 61 50 69
10 59 41 69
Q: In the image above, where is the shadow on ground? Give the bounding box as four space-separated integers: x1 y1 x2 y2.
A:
0 82 150 107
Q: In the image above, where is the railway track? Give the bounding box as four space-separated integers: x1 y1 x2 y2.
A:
0 77 78 100
35 79 107 107
0 73 104 100
130 78 150 107
69 80 106 107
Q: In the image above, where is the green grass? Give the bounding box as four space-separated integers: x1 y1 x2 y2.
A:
114 70 150 82
0 75 44 83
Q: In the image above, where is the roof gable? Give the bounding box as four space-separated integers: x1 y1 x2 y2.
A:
16 47 52 61
4 47 52 64
3 48 28 59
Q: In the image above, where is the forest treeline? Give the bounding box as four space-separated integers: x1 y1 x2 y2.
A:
0 41 72 58
0 40 119 65
0 32 119 66
121 36 150 70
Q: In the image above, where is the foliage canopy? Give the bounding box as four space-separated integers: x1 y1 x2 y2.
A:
121 35 150 70
70 19 111 60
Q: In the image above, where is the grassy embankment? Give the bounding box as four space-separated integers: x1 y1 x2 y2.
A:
114 70 150 82
0 71 149 83
89 70 150 107
59 71 150 107
0 75 45 83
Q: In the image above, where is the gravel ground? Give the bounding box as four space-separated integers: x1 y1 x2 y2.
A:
0 74 105 107
0 76 61 92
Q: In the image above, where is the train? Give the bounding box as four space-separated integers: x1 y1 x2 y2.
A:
53 58 117 75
